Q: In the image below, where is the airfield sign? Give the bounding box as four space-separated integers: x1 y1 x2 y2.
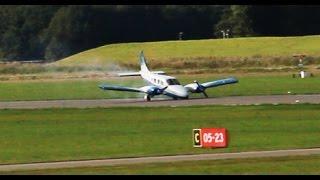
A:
193 128 228 148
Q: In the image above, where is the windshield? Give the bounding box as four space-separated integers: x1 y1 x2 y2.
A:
167 79 181 85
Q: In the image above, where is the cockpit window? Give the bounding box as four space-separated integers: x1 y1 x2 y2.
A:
167 79 181 85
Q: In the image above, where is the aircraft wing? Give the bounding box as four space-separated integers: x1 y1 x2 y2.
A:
201 77 238 88
99 84 169 97
99 84 143 93
184 77 238 97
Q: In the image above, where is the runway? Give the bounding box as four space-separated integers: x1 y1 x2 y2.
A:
1 148 320 172
0 94 319 109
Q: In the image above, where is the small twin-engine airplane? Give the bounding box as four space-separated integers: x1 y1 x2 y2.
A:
99 51 238 101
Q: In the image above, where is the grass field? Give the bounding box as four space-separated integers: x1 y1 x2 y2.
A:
0 74 319 101
55 35 320 67
5 155 320 175
1 36 320 75
0 104 319 165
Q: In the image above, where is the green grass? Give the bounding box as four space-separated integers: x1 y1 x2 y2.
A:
0 75 319 101
0 104 319 165
2 36 320 74
5 155 320 175
56 35 320 67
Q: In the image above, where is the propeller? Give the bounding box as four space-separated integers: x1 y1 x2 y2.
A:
145 86 168 101
194 80 208 98
148 86 168 96
161 86 168 91
157 86 168 94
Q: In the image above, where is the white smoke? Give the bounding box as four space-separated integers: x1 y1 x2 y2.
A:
103 63 137 76
98 61 145 99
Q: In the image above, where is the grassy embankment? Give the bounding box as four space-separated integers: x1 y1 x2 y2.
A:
1 35 320 75
56 35 320 71
0 104 319 165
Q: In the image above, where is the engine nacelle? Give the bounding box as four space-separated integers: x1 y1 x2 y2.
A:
184 82 205 93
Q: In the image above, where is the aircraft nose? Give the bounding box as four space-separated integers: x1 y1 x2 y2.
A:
179 89 189 98
167 85 189 99
175 86 189 98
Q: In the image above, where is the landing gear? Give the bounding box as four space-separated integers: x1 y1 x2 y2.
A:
202 91 208 98
144 95 151 101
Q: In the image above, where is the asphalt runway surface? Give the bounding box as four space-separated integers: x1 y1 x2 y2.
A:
0 148 320 172
0 94 319 109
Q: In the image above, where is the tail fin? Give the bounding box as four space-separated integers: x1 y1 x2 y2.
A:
139 51 150 72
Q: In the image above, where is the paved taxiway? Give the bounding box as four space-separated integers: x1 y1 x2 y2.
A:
0 94 319 109
0 148 320 172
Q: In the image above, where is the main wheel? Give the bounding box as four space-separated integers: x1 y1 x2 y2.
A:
144 95 151 101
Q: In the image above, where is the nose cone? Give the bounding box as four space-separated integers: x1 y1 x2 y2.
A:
168 85 189 98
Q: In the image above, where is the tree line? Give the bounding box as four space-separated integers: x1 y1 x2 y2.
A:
0 5 320 61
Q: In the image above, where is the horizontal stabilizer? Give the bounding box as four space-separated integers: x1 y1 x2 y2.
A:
201 77 238 89
118 72 141 77
118 71 166 77
150 71 166 75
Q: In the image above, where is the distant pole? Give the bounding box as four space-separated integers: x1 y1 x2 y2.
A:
178 32 184 40
220 30 225 39
293 54 307 78
293 54 306 70
226 29 230 38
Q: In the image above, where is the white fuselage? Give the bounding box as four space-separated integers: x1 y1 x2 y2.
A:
140 70 189 99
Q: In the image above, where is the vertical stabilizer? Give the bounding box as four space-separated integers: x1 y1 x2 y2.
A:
139 51 150 72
